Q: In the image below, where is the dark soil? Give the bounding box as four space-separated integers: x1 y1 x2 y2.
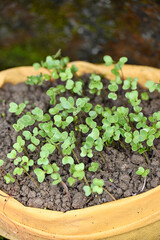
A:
0 75 160 212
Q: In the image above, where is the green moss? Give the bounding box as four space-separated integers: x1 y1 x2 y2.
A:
0 236 8 240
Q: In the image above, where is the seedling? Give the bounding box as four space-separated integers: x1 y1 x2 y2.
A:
136 167 150 178
9 102 26 115
109 178 114 183
0 160 4 167
4 173 15 184
136 166 150 193
145 80 160 93
83 178 104 196
89 73 103 95
1 112 5 117
1 51 159 203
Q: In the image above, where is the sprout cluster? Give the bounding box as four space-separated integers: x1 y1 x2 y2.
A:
1 51 160 198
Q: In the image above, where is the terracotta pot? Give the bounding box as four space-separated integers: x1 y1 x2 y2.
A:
0 62 160 240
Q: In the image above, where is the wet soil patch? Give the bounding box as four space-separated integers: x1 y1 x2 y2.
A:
0 75 160 212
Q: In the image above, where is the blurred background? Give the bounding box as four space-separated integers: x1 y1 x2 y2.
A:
0 0 160 71
0 0 160 239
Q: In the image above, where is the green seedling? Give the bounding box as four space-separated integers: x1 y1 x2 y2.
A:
26 73 44 85
145 80 160 93
136 167 150 178
34 168 45 183
1 52 159 203
109 178 114 183
9 102 26 115
0 159 4 167
4 173 15 184
88 162 99 172
70 163 85 180
136 166 150 192
89 73 103 95
13 136 25 153
1 112 5 117
51 172 62 185
141 92 149 101
83 178 104 196
122 77 138 90
47 85 65 105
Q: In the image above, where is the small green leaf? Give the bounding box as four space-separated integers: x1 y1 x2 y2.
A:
52 163 60 172
156 122 160 128
67 177 76 186
28 144 36 152
108 83 118 92
23 131 32 140
119 57 128 64
95 138 103 151
53 49 61 58
44 73 50 81
103 55 113 66
34 168 45 183
32 107 43 121
9 102 18 113
86 117 97 128
136 167 145 175
108 93 117 100
18 115 35 127
79 124 89 134
141 92 149 101
66 79 74 90
88 162 99 172
13 167 23 176
142 169 150 178
37 157 49 165
136 167 150 178
40 150 50 158
31 136 40 146
93 178 104 187
145 81 156 92
89 128 99 140
60 97 74 109
14 157 22 165
91 178 104 195
33 127 39 136
42 164 53 174
26 73 43 85
83 185 92 196
41 143 56 154
89 111 97 119
73 81 83 95
51 70 59 79
73 170 85 180
123 79 130 90
51 173 62 185
7 150 17 159
74 163 84 171
33 62 41 70
0 159 4 167
94 104 103 114
62 156 74 165
16 103 26 115
4 173 15 184
13 142 23 153
85 136 94 149
66 116 73 124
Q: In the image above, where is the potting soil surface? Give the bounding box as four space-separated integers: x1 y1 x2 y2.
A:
0 74 160 211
